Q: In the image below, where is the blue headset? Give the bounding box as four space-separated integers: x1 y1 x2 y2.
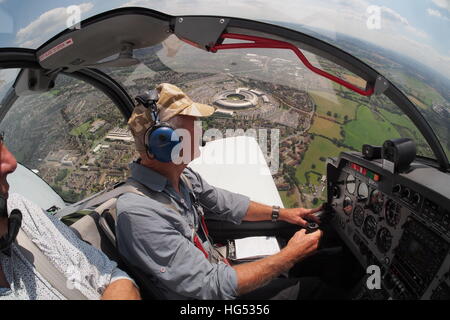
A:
135 90 181 163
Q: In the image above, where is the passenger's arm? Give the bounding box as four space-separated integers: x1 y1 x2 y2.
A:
101 267 141 300
233 229 322 295
7 193 140 300
101 279 141 300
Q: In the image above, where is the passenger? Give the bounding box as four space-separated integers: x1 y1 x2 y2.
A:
0 132 141 300
117 83 347 300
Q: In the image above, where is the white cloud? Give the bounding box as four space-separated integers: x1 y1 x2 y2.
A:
377 6 429 38
432 0 450 11
15 2 94 48
428 8 443 17
405 25 429 38
378 34 450 77
427 7 450 21
381 6 409 25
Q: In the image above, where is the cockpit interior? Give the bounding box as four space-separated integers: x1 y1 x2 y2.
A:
0 7 449 300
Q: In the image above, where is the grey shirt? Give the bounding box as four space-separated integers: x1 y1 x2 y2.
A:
116 162 251 300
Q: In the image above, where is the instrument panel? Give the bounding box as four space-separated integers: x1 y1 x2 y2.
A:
326 152 450 300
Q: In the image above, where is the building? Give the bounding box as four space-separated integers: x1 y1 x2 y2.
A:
89 119 106 133
250 89 263 96
61 160 73 167
213 89 259 110
105 128 134 143
87 157 97 166
93 144 102 153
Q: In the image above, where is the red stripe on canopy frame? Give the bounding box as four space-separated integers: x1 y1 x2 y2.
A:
207 33 374 97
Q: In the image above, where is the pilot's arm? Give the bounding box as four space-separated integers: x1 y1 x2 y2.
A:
242 202 322 226
181 169 325 296
183 168 320 226
116 194 239 299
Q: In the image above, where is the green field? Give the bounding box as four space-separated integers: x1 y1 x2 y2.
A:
306 171 323 184
309 116 342 140
343 106 401 150
295 136 347 185
70 121 91 136
408 95 429 111
377 108 428 144
394 72 446 106
309 91 359 122
279 191 298 208
378 108 415 129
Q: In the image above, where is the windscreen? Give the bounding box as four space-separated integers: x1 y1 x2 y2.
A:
96 34 433 208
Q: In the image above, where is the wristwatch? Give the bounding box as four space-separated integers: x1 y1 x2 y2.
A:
271 205 280 222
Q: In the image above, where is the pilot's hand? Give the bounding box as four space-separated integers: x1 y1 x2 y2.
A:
280 206 322 227
286 228 323 262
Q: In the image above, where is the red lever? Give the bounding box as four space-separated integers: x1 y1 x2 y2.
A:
208 33 374 97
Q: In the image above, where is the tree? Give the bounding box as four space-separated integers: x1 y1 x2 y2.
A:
55 169 69 183
326 111 332 117
311 164 316 170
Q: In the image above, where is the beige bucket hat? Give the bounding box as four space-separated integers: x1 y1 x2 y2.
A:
128 83 216 152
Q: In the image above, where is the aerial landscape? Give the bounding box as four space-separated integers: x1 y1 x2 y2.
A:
0 29 449 208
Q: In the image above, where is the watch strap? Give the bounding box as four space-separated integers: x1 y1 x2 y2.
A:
271 205 280 222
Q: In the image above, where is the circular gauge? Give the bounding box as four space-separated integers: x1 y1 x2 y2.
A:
357 183 369 202
346 174 356 194
386 200 401 227
411 192 421 207
376 228 393 253
331 184 341 199
343 197 353 216
369 190 384 214
363 215 377 239
353 205 365 227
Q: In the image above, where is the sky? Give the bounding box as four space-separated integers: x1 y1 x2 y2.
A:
0 0 450 80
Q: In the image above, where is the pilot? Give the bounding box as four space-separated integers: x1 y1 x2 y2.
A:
0 132 141 300
116 83 347 300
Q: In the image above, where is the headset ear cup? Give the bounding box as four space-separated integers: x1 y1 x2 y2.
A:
147 124 181 162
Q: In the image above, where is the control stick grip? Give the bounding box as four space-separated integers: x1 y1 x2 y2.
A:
305 222 320 234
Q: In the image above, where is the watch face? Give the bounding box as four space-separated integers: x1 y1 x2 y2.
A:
272 206 280 221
